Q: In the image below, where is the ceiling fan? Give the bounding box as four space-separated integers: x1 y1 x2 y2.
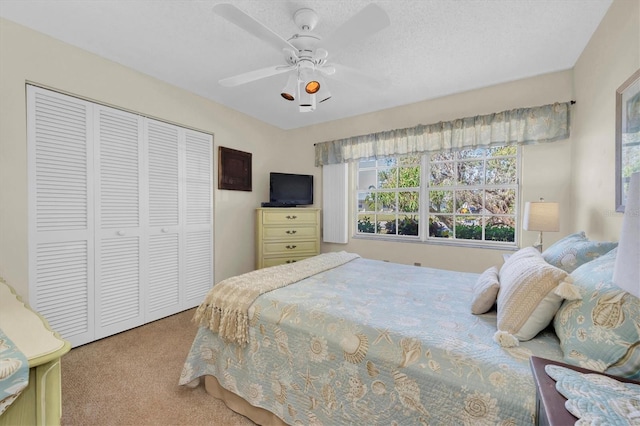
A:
213 3 391 112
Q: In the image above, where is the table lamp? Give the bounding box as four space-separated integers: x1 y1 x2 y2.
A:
523 198 560 252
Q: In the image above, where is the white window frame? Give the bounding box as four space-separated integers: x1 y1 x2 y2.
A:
354 146 521 249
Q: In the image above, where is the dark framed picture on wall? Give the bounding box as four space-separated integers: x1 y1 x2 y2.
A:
218 146 252 191
616 68 640 212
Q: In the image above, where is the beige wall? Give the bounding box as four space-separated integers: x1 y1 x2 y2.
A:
1 0 636 299
0 18 287 298
285 71 575 272
283 0 639 273
572 0 640 241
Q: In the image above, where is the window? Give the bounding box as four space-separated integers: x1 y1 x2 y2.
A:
356 146 519 246
356 155 421 236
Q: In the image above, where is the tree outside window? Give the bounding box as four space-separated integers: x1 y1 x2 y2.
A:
356 146 518 245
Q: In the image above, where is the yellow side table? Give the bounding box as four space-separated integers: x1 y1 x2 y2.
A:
0 280 71 426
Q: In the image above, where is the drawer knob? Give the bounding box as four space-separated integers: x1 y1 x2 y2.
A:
286 230 297 234
285 215 298 220
286 260 297 264
285 245 297 249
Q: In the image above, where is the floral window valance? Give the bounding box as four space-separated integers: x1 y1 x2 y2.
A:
314 101 571 166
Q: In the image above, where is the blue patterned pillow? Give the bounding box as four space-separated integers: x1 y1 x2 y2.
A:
543 231 618 273
553 248 640 378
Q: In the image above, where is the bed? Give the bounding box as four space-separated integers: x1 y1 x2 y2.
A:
180 235 638 425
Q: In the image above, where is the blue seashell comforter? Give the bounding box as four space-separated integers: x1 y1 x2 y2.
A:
180 257 564 425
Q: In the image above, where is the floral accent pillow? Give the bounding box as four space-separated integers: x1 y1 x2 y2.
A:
553 248 640 378
542 231 618 273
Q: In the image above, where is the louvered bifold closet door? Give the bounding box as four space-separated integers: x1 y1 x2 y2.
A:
94 105 145 339
27 86 95 347
184 129 213 307
145 120 182 321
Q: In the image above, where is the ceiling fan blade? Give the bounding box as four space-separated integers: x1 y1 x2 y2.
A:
321 4 390 56
219 65 293 87
328 64 391 90
213 3 296 53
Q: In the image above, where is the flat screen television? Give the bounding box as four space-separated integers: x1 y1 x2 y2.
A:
269 172 313 206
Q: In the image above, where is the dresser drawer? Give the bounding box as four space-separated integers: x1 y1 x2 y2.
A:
262 225 318 240
262 209 318 225
262 256 311 268
263 240 318 255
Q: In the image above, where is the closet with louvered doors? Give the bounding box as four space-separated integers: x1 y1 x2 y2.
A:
27 85 213 347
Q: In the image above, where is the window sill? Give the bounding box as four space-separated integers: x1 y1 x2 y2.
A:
352 234 520 251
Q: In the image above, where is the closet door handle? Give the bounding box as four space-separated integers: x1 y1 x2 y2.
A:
161 228 168 233
117 231 125 236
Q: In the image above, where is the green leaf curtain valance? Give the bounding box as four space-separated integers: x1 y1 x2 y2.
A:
314 101 571 166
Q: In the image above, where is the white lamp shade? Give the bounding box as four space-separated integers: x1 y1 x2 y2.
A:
523 201 560 232
613 172 640 298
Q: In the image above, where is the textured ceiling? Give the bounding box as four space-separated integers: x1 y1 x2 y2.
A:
0 0 612 130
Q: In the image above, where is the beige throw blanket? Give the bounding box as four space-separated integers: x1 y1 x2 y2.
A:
193 251 360 346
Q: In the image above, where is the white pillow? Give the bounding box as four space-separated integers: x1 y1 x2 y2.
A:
494 247 580 347
471 266 500 314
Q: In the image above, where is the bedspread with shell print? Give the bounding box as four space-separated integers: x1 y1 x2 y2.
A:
181 257 565 425
0 329 29 415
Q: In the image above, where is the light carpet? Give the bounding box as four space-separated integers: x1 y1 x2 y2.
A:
61 308 255 426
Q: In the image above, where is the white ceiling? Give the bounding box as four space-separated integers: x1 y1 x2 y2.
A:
0 0 612 130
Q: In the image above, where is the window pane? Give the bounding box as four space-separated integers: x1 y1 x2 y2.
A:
458 148 485 159
399 154 421 166
429 215 452 237
486 189 516 214
458 160 484 185
398 166 420 188
486 218 515 242
357 214 377 233
455 216 484 240
377 213 394 234
378 191 396 211
487 146 517 157
431 151 454 162
399 191 419 213
359 192 375 211
430 162 455 186
455 189 483 213
397 215 419 236
378 168 396 188
358 169 377 190
429 190 453 213
486 157 516 184
359 159 376 168
378 157 397 167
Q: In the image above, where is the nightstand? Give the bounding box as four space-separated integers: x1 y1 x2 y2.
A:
0 280 71 426
529 356 640 426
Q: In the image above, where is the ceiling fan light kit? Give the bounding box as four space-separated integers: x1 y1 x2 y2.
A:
280 73 297 101
213 2 390 113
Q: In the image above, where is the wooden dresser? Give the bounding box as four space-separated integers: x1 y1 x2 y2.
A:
256 208 320 269
0 281 70 426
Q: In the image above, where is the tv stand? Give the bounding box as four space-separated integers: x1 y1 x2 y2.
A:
261 202 297 208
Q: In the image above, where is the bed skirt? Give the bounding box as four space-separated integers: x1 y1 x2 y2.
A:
204 375 288 426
